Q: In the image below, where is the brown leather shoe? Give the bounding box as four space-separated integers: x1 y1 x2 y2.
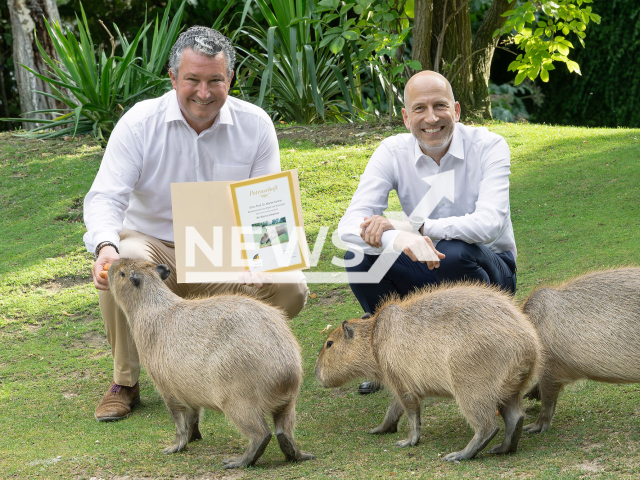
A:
94 381 140 422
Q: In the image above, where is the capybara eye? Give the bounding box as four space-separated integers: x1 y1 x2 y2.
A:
326 340 333 348
119 271 125 278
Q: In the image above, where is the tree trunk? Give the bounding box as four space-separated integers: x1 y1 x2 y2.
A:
470 0 516 118
7 0 62 130
431 0 474 113
412 0 433 71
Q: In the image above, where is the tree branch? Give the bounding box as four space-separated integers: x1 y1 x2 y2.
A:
434 0 472 73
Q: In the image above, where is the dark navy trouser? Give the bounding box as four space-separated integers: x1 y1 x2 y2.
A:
345 239 517 314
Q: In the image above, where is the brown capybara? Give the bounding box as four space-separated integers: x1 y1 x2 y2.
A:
522 267 640 434
315 283 541 462
107 258 315 469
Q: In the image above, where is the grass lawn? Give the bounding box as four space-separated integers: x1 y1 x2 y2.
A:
0 121 639 479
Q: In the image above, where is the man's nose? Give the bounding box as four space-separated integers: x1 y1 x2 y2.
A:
425 108 438 124
198 81 210 99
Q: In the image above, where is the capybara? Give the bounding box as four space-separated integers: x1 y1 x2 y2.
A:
260 224 287 245
107 258 315 468
522 267 640 434
315 283 541 462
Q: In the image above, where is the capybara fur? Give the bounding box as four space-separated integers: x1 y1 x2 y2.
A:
315 283 541 462
522 267 640 434
108 258 315 468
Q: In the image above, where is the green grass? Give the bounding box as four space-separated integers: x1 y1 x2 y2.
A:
1 122 639 479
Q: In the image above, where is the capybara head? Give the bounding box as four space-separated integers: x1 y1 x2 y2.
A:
107 258 171 307
314 314 378 388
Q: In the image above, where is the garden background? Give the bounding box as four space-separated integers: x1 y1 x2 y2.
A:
1 0 639 478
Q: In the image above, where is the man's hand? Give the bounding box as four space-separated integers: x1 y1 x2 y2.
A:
360 215 395 248
238 271 274 289
92 246 120 291
392 231 445 270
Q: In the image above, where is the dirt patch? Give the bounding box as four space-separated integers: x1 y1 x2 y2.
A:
83 331 108 350
87 473 244 480
315 289 347 306
39 275 93 292
276 120 405 147
25 323 43 333
569 461 604 473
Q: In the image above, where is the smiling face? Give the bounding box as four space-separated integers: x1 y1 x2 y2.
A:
402 72 461 160
169 48 233 134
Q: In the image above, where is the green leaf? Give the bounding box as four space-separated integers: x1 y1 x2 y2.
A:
591 13 601 24
382 13 394 22
562 26 570 35
342 30 359 40
404 0 415 18
329 36 346 54
408 60 422 70
540 68 549 82
537 21 547 27
502 9 516 17
556 44 570 55
525 12 535 23
515 71 527 84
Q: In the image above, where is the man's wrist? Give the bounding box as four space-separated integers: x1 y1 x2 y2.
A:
95 241 119 259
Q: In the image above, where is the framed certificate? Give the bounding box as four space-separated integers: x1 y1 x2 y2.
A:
230 170 308 273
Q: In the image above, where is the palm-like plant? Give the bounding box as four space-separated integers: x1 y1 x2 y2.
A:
234 0 359 123
2 1 185 140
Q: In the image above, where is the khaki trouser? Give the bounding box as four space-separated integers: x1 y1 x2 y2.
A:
99 229 309 387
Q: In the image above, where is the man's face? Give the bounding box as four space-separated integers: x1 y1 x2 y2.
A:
401 76 461 153
169 49 233 133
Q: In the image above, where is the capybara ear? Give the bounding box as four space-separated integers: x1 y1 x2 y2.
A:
360 312 372 319
342 320 354 339
130 271 141 287
156 264 171 281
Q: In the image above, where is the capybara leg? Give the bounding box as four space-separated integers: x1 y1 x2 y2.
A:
163 403 193 454
273 400 316 462
222 409 272 469
188 410 202 442
488 397 524 455
524 379 563 434
394 394 421 448
369 396 404 434
524 383 541 401
442 426 500 462
444 396 499 461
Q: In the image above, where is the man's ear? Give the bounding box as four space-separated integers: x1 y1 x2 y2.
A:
402 108 410 130
169 68 177 90
454 101 461 122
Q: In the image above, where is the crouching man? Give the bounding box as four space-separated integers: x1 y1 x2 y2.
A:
338 71 517 393
84 27 308 421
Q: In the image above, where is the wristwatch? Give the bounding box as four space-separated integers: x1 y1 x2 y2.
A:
95 241 119 259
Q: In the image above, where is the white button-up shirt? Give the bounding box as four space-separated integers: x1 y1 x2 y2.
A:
83 90 279 254
338 123 517 259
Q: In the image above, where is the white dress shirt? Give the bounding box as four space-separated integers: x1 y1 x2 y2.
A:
338 122 517 259
83 90 279 254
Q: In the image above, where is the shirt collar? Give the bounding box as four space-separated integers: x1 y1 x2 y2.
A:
413 123 465 164
164 90 234 127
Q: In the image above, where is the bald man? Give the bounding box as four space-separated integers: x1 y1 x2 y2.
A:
338 72 517 379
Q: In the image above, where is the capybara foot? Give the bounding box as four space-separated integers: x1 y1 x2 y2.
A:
276 432 316 462
489 416 524 454
524 421 549 434
368 423 398 434
163 442 186 454
222 456 245 469
395 437 419 448
442 450 471 462
223 434 272 469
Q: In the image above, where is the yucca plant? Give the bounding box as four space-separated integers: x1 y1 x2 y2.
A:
234 0 360 123
2 1 185 140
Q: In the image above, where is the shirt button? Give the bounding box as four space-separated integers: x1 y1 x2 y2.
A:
440 202 445 206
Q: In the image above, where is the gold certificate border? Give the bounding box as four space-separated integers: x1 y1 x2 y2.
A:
229 170 306 273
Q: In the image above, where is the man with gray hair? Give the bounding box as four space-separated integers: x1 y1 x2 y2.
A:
84 26 309 421
338 71 517 394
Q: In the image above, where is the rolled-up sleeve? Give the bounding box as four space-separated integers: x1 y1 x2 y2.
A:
82 119 143 254
338 143 401 254
423 137 511 245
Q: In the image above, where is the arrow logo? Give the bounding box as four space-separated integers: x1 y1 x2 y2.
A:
304 169 455 283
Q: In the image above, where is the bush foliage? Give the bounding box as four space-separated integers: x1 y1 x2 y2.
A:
532 0 640 127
